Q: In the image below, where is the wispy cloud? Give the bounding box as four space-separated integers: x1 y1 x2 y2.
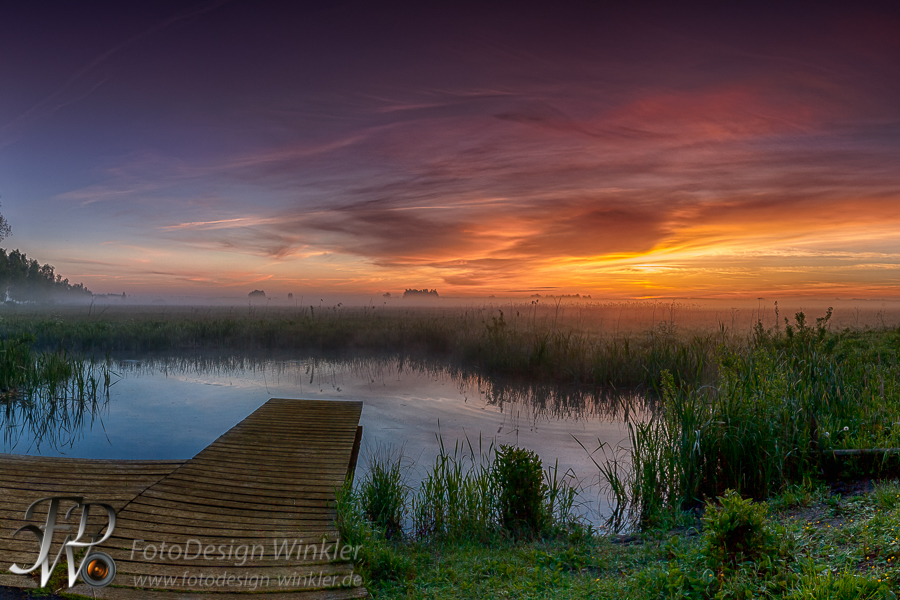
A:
23 4 900 296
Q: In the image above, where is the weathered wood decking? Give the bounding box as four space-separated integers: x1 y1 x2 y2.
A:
0 398 367 599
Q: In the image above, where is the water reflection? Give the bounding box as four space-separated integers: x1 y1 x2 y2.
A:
0 354 645 523
111 354 653 423
0 382 110 453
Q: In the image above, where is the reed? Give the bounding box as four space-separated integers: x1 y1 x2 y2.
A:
0 342 112 451
0 305 721 392
412 435 498 541
336 437 582 545
359 446 410 540
599 311 900 531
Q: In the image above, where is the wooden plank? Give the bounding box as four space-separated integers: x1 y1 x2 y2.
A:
182 462 348 479
107 520 337 539
98 546 342 568
347 426 362 481
121 499 336 524
184 450 354 468
125 496 335 521
157 468 349 487
146 480 337 502
0 453 185 465
181 448 352 464
130 489 340 513
0 398 366 597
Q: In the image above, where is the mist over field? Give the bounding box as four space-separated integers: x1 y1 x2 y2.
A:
62 293 900 333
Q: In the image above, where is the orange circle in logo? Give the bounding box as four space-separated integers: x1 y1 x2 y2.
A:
86 558 109 580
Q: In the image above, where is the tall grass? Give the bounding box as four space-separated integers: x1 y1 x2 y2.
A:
0 306 721 392
598 311 900 531
359 445 410 540
337 437 583 545
413 436 498 541
0 333 113 451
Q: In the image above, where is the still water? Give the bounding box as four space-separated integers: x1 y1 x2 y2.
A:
0 357 645 523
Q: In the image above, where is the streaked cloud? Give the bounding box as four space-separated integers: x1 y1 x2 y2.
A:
4 3 900 296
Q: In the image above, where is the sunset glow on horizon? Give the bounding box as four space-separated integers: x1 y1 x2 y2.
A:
2 2 899 299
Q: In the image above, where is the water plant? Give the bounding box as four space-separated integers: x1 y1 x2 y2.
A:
413 435 497 541
0 333 113 451
359 446 410 540
338 436 583 548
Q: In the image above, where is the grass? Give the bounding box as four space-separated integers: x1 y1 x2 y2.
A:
342 436 583 544
335 437 598 595
323 306 900 597
0 333 112 451
341 473 900 598
596 311 900 531
0 304 720 392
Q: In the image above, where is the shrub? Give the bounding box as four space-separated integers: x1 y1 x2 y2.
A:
702 490 775 569
492 445 548 536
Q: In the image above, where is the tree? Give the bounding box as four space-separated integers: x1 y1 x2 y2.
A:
0 248 92 302
0 202 10 242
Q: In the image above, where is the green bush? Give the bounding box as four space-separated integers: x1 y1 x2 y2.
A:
492 445 548 536
702 490 775 569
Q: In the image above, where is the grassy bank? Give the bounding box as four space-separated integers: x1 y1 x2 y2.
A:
349 482 900 599
599 311 900 531
339 444 900 598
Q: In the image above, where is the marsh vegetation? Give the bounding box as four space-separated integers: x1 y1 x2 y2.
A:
0 302 721 393
3 301 900 596
0 334 112 452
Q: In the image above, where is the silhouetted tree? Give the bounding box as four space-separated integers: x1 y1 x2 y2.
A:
402 288 439 298
0 248 92 302
0 203 10 243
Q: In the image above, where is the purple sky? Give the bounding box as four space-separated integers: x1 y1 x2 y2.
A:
2 2 900 298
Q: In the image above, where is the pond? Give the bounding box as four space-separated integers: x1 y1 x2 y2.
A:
0 356 646 525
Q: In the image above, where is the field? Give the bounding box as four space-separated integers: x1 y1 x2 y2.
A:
3 298 891 389
3 299 900 597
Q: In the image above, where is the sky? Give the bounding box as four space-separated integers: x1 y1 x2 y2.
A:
1 1 899 299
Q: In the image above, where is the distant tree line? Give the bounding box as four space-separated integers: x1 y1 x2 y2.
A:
0 248 92 302
529 293 592 299
403 288 439 298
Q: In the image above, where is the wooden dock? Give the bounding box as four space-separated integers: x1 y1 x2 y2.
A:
0 398 367 599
